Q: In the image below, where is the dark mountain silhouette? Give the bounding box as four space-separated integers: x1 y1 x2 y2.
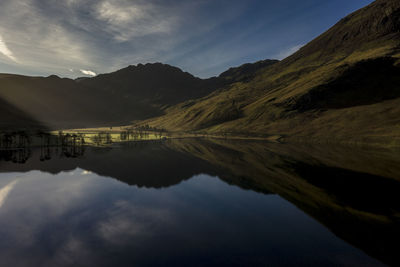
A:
1 61 267 130
0 64 219 129
0 95 46 130
79 63 223 107
0 73 117 129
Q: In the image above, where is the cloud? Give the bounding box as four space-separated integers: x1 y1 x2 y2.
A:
0 34 17 62
0 0 251 78
276 44 304 60
80 69 97 76
96 1 145 24
0 0 349 78
94 0 177 42
0 0 98 76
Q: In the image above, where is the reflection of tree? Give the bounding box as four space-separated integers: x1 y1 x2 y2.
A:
60 133 85 158
39 133 52 161
120 131 128 141
0 131 86 162
90 132 112 146
0 132 32 163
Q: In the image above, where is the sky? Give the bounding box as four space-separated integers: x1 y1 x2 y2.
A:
0 0 374 78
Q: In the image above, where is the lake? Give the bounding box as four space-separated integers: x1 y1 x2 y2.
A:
0 136 399 266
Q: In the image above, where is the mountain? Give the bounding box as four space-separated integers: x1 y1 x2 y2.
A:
218 59 279 83
0 63 234 130
0 74 114 130
0 58 275 130
143 0 400 146
2 0 399 145
0 93 47 130
79 63 222 108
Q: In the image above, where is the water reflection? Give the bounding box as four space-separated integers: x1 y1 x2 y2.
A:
0 136 399 266
0 132 86 163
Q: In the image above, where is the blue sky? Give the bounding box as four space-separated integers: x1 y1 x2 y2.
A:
0 0 374 78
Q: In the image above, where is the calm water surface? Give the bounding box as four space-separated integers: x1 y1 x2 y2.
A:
0 138 399 266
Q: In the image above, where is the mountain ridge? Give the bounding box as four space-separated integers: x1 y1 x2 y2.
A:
0 60 272 130
141 0 400 146
1 0 400 146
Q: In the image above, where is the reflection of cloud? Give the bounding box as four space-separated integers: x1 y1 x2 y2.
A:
81 170 92 175
0 180 18 208
97 216 144 244
97 200 173 245
0 169 114 265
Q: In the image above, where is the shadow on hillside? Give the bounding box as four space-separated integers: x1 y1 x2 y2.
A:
290 57 400 111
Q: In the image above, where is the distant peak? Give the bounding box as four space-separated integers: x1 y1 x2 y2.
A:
122 62 191 76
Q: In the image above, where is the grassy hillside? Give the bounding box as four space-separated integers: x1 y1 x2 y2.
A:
143 0 400 145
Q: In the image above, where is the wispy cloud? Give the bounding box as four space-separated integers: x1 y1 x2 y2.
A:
96 1 145 24
80 69 97 76
0 34 17 62
94 0 177 42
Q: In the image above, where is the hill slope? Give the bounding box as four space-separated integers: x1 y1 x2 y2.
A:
144 0 400 145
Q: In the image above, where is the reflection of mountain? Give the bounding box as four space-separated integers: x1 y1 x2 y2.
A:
166 139 400 267
1 138 399 265
0 141 221 189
